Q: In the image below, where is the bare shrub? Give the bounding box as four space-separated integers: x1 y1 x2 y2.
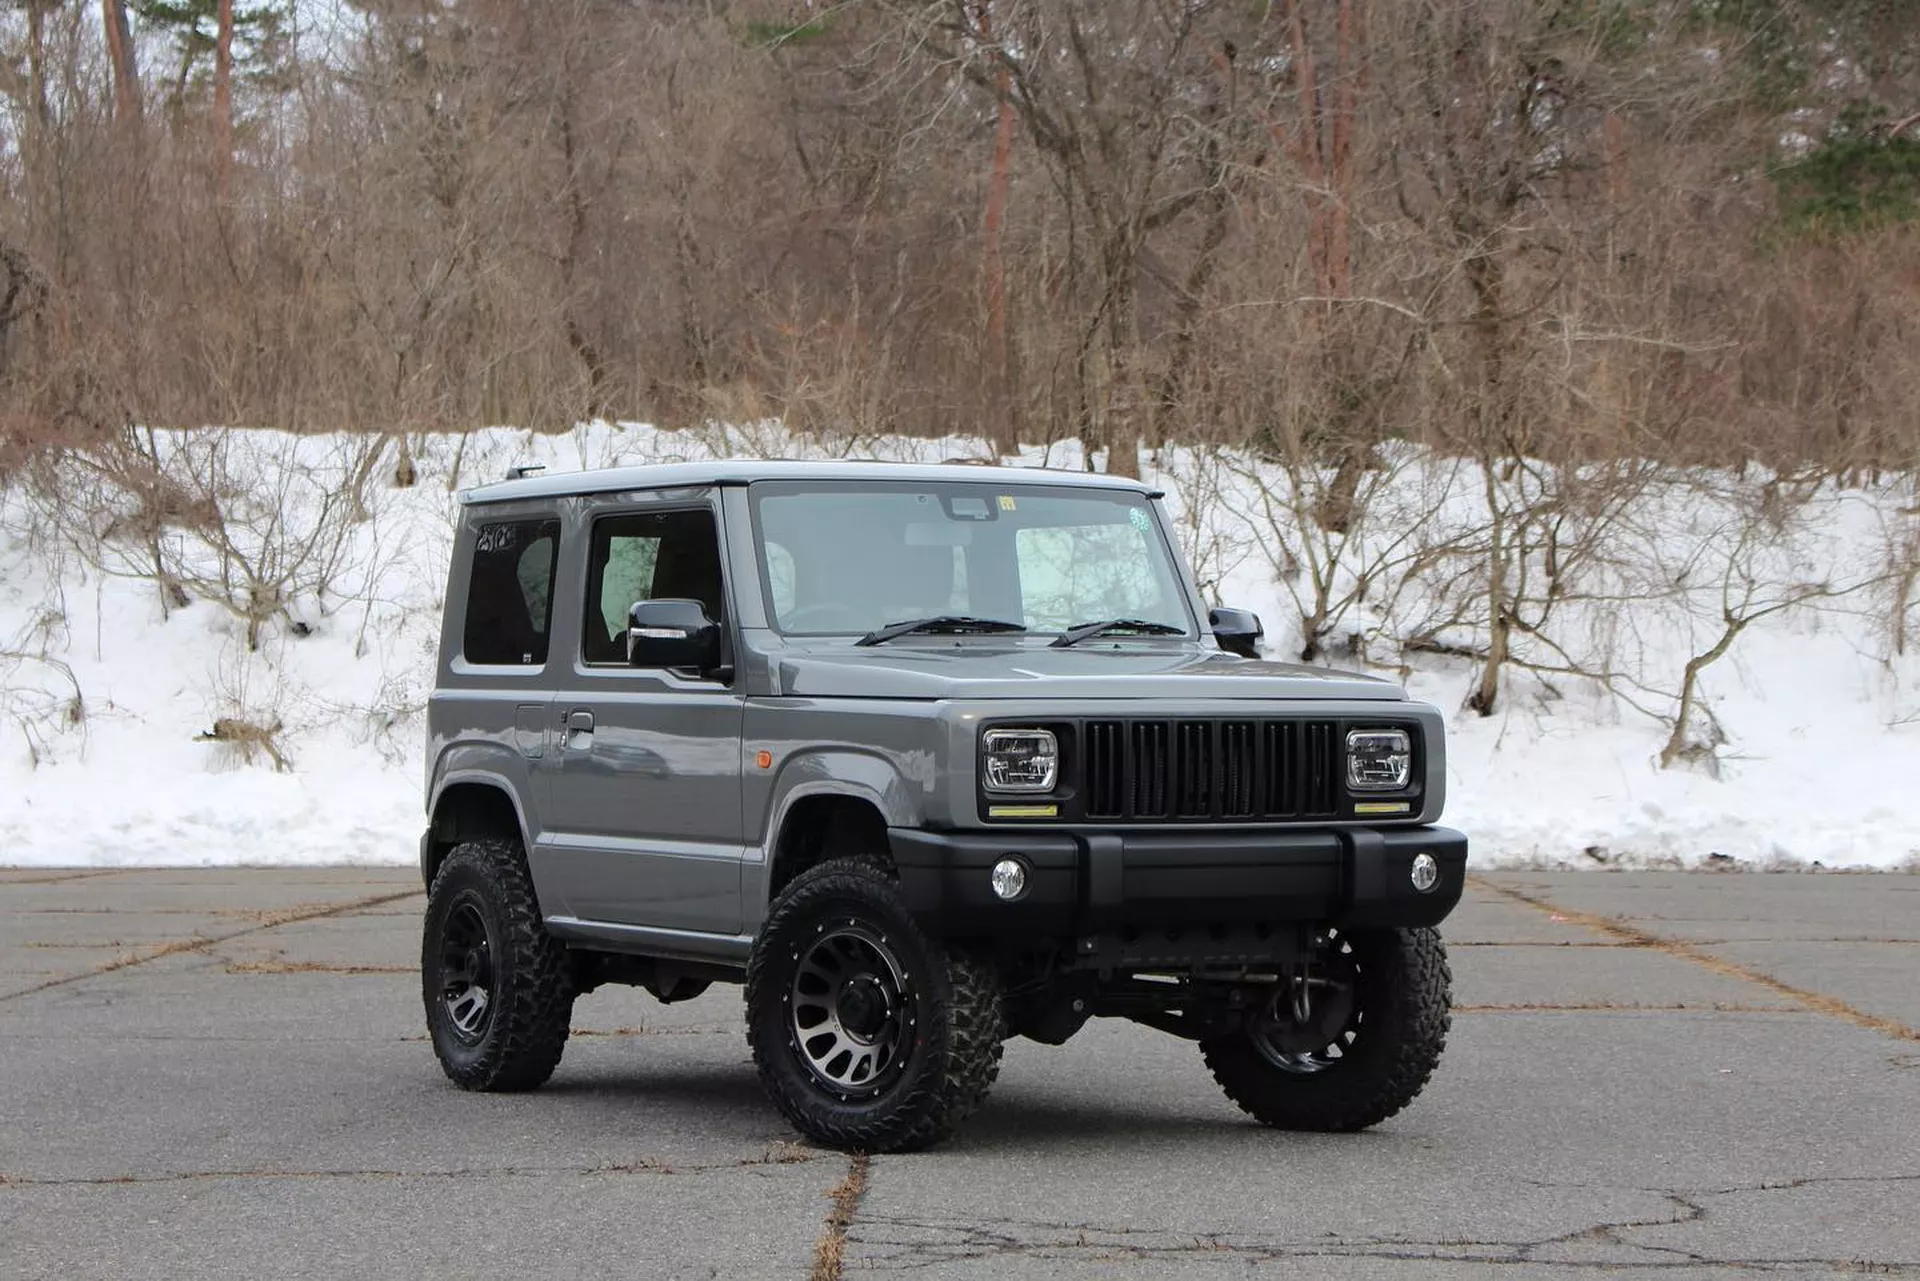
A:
24 429 380 649
1627 473 1894 773
0 643 84 768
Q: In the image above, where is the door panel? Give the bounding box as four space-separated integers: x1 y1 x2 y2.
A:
538 500 746 935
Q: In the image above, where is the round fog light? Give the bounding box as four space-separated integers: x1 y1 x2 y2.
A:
990 857 1029 902
1410 852 1439 893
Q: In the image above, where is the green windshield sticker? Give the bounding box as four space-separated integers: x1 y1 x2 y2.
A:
1129 508 1151 531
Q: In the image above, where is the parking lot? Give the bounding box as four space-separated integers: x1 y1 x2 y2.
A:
1 866 1915 1279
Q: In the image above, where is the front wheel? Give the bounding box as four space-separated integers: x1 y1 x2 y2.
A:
1201 927 1451 1132
745 858 1005 1153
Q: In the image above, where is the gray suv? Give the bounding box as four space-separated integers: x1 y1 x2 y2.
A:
420 460 1466 1151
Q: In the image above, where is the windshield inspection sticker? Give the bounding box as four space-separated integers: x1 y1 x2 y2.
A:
998 495 1017 511
1129 508 1152 531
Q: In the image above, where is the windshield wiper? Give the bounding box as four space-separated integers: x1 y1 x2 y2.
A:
855 616 1029 647
1050 618 1188 649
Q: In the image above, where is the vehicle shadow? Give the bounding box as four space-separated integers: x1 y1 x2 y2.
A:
531 1063 1302 1155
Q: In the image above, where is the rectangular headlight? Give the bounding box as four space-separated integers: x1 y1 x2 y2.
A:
983 728 1059 793
1346 728 1412 791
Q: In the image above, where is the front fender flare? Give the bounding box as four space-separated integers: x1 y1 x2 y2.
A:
762 749 924 836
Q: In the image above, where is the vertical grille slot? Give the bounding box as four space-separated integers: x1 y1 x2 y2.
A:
1174 721 1213 817
1220 721 1256 817
1263 721 1297 817
1085 721 1124 819
1130 721 1169 817
1302 720 1338 816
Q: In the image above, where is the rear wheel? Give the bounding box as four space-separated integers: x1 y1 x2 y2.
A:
1201 927 1451 1131
746 858 1005 1152
422 839 574 1091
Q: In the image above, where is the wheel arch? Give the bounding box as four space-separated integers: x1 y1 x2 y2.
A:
764 787 896 905
425 774 533 889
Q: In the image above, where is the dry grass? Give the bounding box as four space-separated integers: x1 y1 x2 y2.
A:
810 1153 871 1281
194 717 290 773
223 960 412 975
1472 877 1920 1044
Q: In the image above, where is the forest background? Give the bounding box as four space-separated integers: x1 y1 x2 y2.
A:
2 1 1920 866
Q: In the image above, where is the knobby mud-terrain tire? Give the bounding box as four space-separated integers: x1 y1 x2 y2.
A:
422 838 575 1092
1201 926 1451 1132
746 857 1005 1153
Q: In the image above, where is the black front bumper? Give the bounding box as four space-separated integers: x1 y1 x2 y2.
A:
889 825 1467 938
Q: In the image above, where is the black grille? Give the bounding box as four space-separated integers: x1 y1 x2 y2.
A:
1083 718 1343 821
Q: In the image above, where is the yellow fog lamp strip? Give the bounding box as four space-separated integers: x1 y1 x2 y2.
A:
988 804 1059 819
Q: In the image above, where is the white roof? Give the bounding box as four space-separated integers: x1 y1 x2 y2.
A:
460 458 1158 505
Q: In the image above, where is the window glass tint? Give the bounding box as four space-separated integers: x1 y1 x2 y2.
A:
765 541 798 618
1015 521 1174 632
752 484 1191 637
462 518 560 666
584 508 723 664
598 536 661 644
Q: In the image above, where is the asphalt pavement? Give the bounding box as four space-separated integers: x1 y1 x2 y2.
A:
1 866 1915 1280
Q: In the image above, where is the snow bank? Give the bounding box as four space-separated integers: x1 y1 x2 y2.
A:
2 422 1916 870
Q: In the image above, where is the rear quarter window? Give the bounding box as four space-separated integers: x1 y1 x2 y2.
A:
462 517 561 666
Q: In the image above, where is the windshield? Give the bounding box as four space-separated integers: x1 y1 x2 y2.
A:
750 481 1196 639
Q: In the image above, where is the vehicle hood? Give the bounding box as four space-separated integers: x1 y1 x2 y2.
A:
767 643 1406 702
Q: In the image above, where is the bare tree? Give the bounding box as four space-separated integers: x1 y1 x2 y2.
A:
975 0 1020 455
100 0 139 121
213 0 232 195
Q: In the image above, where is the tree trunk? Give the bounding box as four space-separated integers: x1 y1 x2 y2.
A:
215 0 234 198
978 1 1019 456
558 107 609 418
1153 167 1230 447
25 2 49 137
1325 0 1361 298
1469 465 1509 716
101 0 141 123
1101 235 1143 479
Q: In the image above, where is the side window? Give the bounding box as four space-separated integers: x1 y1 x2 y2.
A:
462 518 560 666
583 508 724 664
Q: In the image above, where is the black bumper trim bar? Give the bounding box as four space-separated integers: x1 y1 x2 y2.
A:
889 825 1467 938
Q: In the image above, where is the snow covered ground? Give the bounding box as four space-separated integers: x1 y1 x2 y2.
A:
2 421 1916 870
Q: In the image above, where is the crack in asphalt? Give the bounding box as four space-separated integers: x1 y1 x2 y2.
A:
846 1181 1920 1274
392 1026 737 1043
565 1025 736 1038
1470 877 1920 1044
221 960 414 975
0 890 423 1005
1453 1001 1805 1014
0 871 129 886
1694 1171 1920 1196
0 1144 819 1189
810 1153 871 1281
1451 939 1654 948
18 906 342 917
1452 936 1920 948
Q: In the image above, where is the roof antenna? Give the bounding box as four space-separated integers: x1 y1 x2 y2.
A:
506 463 546 481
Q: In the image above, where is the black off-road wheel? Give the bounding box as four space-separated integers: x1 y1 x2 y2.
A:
1201 926 1451 1132
422 839 575 1092
746 858 1005 1153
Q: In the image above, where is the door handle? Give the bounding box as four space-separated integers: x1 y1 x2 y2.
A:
563 709 594 749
